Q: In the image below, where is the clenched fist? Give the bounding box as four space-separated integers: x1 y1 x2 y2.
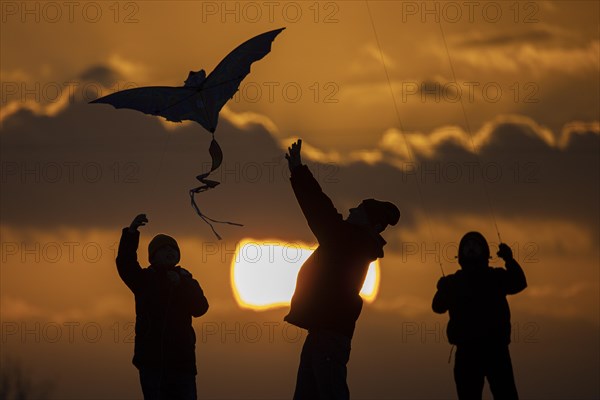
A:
128 214 148 233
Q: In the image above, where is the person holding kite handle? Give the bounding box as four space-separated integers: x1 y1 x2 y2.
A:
284 139 400 399
116 213 209 400
432 233 527 400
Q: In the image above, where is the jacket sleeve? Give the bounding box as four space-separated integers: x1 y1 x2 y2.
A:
432 276 450 314
502 258 528 295
290 164 343 242
115 227 144 293
180 276 209 317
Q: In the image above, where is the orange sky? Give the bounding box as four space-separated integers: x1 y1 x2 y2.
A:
1 1 599 399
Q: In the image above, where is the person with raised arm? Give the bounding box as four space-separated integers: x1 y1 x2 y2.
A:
433 232 527 400
116 214 209 400
284 139 400 400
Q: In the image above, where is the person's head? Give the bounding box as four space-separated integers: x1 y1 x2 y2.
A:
458 231 490 271
148 234 180 268
347 199 400 233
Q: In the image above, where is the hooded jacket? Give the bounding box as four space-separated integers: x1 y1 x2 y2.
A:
284 165 385 339
116 228 209 374
432 234 527 346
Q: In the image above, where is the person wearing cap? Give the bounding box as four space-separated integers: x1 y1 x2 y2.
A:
116 214 209 400
432 232 527 400
284 139 400 400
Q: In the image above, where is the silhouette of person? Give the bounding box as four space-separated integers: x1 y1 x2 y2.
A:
116 214 209 400
432 232 527 400
284 139 400 400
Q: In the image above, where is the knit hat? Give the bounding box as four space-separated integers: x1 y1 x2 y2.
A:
458 231 490 267
360 199 400 230
148 234 180 264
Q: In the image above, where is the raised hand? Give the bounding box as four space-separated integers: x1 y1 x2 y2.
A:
129 213 148 233
285 139 302 172
497 243 514 261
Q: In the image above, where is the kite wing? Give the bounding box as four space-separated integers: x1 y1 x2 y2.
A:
199 27 285 132
90 28 284 133
90 84 212 129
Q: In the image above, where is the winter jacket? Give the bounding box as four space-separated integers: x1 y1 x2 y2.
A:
284 165 385 339
116 228 209 374
432 259 527 345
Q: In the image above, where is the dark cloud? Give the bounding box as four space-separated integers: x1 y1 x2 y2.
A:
78 65 122 88
417 79 459 99
1 70 598 253
456 28 557 48
413 121 599 232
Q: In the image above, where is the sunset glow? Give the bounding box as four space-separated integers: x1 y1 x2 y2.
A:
2 2 598 398
231 239 380 310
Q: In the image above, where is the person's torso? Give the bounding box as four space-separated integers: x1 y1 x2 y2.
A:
446 268 511 345
285 221 382 337
132 267 197 370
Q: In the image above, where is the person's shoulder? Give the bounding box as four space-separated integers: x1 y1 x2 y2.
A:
445 270 461 280
438 271 461 286
489 266 508 275
175 266 193 278
140 266 154 276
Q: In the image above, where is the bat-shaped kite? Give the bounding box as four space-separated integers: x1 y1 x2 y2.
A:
90 27 285 239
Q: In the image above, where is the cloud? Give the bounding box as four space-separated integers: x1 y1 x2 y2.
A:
440 37 600 75
526 282 592 300
1 59 140 123
368 294 431 318
78 65 122 88
455 27 562 48
1 294 132 323
345 44 396 80
220 106 280 137
1 78 598 242
1 296 43 320
375 114 594 166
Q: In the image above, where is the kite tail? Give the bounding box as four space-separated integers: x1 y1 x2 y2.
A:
189 187 243 240
189 134 243 240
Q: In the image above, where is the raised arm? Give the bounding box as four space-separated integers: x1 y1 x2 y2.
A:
115 214 148 293
497 243 527 295
286 139 343 241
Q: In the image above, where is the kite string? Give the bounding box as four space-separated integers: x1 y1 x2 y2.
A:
365 1 445 277
437 20 502 244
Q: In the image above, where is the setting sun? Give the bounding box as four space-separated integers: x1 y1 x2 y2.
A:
231 238 380 310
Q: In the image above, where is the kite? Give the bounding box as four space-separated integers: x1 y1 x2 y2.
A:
90 28 285 239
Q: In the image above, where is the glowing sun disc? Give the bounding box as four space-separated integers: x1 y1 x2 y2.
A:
231 239 380 310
